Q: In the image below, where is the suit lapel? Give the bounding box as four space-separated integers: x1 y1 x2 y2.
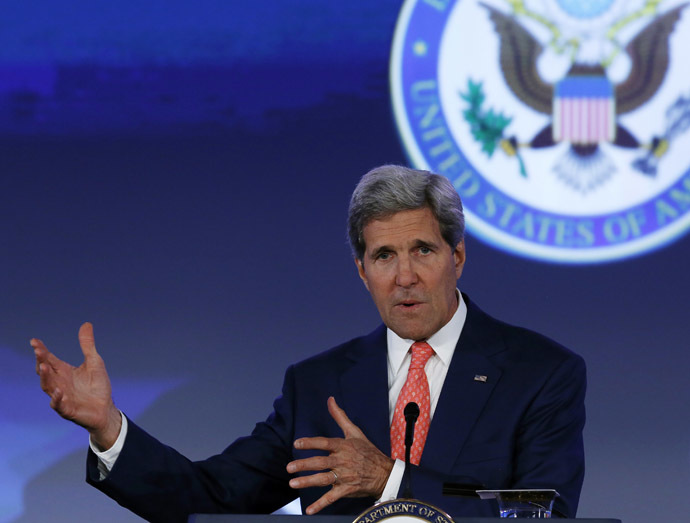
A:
421 298 504 475
335 297 506 469
338 325 392 456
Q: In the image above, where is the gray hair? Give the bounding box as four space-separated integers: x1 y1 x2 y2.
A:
347 165 465 260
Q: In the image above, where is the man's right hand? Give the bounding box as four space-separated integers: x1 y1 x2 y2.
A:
31 322 122 451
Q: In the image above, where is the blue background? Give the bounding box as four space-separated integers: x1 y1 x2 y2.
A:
1 1 688 522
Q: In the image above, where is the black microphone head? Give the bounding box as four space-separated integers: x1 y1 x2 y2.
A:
404 402 420 422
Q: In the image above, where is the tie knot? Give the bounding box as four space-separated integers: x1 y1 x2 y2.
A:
410 341 434 370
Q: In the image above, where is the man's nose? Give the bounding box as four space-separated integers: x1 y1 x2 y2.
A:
395 256 418 287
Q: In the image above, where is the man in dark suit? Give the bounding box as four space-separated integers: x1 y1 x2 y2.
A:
32 165 585 521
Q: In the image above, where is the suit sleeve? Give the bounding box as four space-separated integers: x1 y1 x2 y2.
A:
511 353 586 517
85 366 301 523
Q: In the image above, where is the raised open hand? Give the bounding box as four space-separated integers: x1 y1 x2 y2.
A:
286 396 394 515
31 322 121 450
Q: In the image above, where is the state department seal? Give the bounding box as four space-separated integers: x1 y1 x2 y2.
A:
353 499 455 523
390 0 690 263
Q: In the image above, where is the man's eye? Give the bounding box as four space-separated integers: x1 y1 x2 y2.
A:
377 252 391 260
419 246 431 255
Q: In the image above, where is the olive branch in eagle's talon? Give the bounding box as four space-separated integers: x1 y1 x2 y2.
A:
460 79 527 177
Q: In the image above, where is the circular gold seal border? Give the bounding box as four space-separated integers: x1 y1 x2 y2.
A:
352 499 454 523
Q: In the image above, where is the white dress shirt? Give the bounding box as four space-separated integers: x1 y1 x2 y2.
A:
92 293 468 501
379 291 467 501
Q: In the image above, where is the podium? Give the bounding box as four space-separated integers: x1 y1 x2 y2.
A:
190 517 621 522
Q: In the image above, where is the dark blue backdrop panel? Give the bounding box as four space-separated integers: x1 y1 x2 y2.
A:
1 2 688 523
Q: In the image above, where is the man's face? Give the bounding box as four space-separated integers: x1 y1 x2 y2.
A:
355 207 465 341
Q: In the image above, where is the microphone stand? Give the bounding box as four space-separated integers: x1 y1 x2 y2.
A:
402 402 419 499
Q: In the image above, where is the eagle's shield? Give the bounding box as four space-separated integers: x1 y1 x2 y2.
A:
553 75 616 145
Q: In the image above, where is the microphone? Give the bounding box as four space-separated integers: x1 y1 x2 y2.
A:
404 402 420 450
402 402 420 499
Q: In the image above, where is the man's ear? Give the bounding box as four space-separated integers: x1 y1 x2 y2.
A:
355 257 370 291
454 240 466 279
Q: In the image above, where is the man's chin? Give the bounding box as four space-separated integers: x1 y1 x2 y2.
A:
386 321 433 342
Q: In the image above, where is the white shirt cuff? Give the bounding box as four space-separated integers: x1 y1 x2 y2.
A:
378 459 405 502
89 411 128 479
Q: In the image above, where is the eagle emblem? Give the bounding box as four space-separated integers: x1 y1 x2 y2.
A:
390 0 690 263
465 1 690 192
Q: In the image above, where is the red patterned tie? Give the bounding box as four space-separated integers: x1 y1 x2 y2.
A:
390 341 435 465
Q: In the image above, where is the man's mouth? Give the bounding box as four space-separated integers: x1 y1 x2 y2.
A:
397 300 422 309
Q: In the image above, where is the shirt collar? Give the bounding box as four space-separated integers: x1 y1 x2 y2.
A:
387 290 467 375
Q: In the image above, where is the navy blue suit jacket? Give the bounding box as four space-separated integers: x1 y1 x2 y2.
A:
87 296 585 521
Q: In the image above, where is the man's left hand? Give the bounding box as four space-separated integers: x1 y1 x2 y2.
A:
286 396 394 515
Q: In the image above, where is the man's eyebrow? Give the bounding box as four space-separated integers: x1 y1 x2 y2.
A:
369 239 440 259
413 239 439 249
369 245 393 259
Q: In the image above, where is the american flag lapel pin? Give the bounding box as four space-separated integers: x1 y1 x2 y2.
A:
474 374 488 383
